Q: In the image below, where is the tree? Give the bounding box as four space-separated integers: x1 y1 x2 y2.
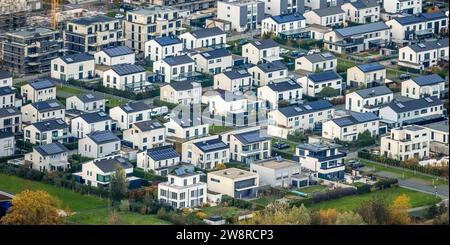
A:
356 130 375 147
357 196 389 225
239 202 311 225
319 87 339 98
311 209 338 225
215 163 226 170
336 211 366 225
1 190 64 225
109 164 129 203
389 194 412 225
425 205 439 219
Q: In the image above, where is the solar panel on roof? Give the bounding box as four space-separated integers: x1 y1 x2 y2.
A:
56 119 65 125
336 118 354 126
424 97 433 102
396 102 405 108
40 144 64 155
418 43 426 48
288 80 296 85
255 41 261 45
237 70 247 74
304 105 312 110
49 102 60 108
117 157 125 163
86 94 94 99
66 58 73 62
154 121 162 127
294 107 302 112
204 53 211 57
98 112 107 117
202 142 227 151
6 108 15 114
321 53 332 58
124 105 132 111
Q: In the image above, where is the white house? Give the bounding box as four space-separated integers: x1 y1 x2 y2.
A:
145 36 183 62
0 132 14 157
203 89 248 117
324 21 391 54
398 39 449 71
24 119 69 145
242 39 281 65
229 129 271 164
136 145 180 176
322 111 379 141
345 85 393 115
123 120 166 151
295 52 337 72
304 0 344 10
383 0 422 15
164 116 209 141
25 142 70 172
94 46 135 66
51 53 95 81
191 49 233 75
21 100 65 124
158 165 207 209
257 79 302 110
248 61 288 86
109 101 154 130
0 71 13 88
207 167 259 199
183 137 230 170
78 156 134 188
303 6 346 27
0 87 15 109
250 158 310 188
379 96 444 127
71 111 112 139
103 64 147 91
298 70 342 97
341 0 380 24
346 62 386 87
66 93 106 113
21 80 56 103
423 120 449 155
214 69 252 93
153 55 196 83
160 80 202 105
0 106 21 134
380 125 430 161
79 130 121 159
401 74 446 100
261 12 307 38
267 100 334 138
216 0 265 32
179 27 227 50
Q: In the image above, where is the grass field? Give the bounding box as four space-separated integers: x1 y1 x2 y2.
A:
202 206 242 219
308 187 441 212
106 96 127 107
67 208 171 225
209 125 234 135
298 185 327 194
57 84 83 96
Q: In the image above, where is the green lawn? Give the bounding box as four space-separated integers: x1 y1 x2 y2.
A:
57 85 83 96
106 96 127 107
209 125 234 135
0 173 107 211
359 159 448 186
308 187 441 212
202 206 242 219
337 58 356 73
68 208 171 225
298 185 327 194
252 192 285 207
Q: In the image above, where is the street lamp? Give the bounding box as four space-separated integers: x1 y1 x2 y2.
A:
434 185 437 198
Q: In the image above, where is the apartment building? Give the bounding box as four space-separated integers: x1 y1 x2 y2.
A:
65 16 123 54
160 80 202 105
217 0 265 32
148 0 216 12
207 168 259 199
346 62 386 87
20 80 56 103
341 0 380 24
398 39 449 71
51 53 95 81
401 74 446 100
263 0 304 16
123 120 166 151
304 0 344 10
303 6 346 27
345 85 393 115
380 125 430 161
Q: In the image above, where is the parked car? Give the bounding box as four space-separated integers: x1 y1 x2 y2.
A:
348 160 365 169
280 48 289 55
399 74 411 80
274 142 290 149
390 60 398 65
371 150 380 156
307 49 320 55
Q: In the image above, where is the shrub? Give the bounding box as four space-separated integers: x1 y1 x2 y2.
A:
221 195 253 209
373 178 398 190
312 187 357 204
196 211 208 220
119 200 130 212
356 183 372 194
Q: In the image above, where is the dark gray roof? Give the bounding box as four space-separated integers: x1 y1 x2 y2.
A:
168 80 199 91
271 13 305 24
87 130 120 144
93 156 133 173
335 22 389 37
78 111 111 123
194 138 228 153
355 85 392 98
350 0 379 9
312 6 345 17
356 62 385 72
267 79 302 92
74 93 103 103
309 70 341 83
222 69 251 80
32 119 68 132
278 100 333 117
411 74 445 86
394 15 424 25
233 130 270 144
0 131 14 139
384 96 443 113
31 100 64 112
297 142 341 152
111 64 145 76
60 53 93 64
0 106 20 118
120 101 153 113
0 86 15 96
163 55 194 66
134 120 164 131
249 39 279 50
304 52 336 63
0 71 12 80
28 80 55 90
332 112 378 127
102 46 134 57
423 120 449 133
146 145 180 161
199 49 231 60
35 142 68 156
409 39 449 52
191 27 225 38
420 11 446 21
257 61 287 73
154 36 182 46
71 16 116 25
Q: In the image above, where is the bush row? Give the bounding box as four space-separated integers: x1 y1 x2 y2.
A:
312 187 358 204
221 195 253 209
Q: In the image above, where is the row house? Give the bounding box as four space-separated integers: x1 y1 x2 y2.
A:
20 80 56 103
71 111 112 139
322 111 380 141
160 80 202 105
51 53 95 81
398 39 449 71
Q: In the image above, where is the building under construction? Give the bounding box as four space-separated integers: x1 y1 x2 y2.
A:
126 0 217 12
0 0 28 32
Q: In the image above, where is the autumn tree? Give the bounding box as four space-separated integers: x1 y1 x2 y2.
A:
357 196 390 225
239 202 311 225
1 190 65 225
109 164 129 203
215 163 226 170
311 209 338 225
336 211 366 225
389 194 412 225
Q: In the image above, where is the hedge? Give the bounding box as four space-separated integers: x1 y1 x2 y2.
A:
312 187 357 204
133 168 168 182
373 178 398 190
221 195 253 209
356 183 372 194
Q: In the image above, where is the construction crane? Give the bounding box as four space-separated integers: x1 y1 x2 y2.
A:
51 0 59 30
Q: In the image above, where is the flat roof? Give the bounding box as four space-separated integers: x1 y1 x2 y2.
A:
209 168 256 180
253 159 298 170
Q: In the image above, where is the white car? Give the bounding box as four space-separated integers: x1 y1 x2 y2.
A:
307 49 320 55
280 48 289 55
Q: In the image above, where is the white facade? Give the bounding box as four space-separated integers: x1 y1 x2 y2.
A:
191 50 233 75
50 55 95 81
346 64 386 87
257 80 303 110
158 171 207 209
79 157 133 188
345 86 393 114
250 159 303 187
78 132 121 159
398 40 449 70
153 55 196 83
123 120 166 151
144 37 183 62
0 133 14 157
66 95 106 113
179 27 227 50
380 125 430 161
0 87 15 109
207 168 259 198
136 146 180 175
214 70 252 93
383 0 422 14
261 14 306 36
102 65 146 91
160 81 202 105
20 82 56 103
341 1 380 24
109 102 153 130
242 40 281 65
401 76 446 99
94 47 136 66
303 8 346 27
322 113 379 141
263 0 304 16
248 61 288 86
217 0 264 32
71 113 112 139
21 101 65 124
25 143 69 172
295 53 337 72
164 118 209 141
298 72 342 97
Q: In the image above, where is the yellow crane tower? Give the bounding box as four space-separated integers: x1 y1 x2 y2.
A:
51 0 59 30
